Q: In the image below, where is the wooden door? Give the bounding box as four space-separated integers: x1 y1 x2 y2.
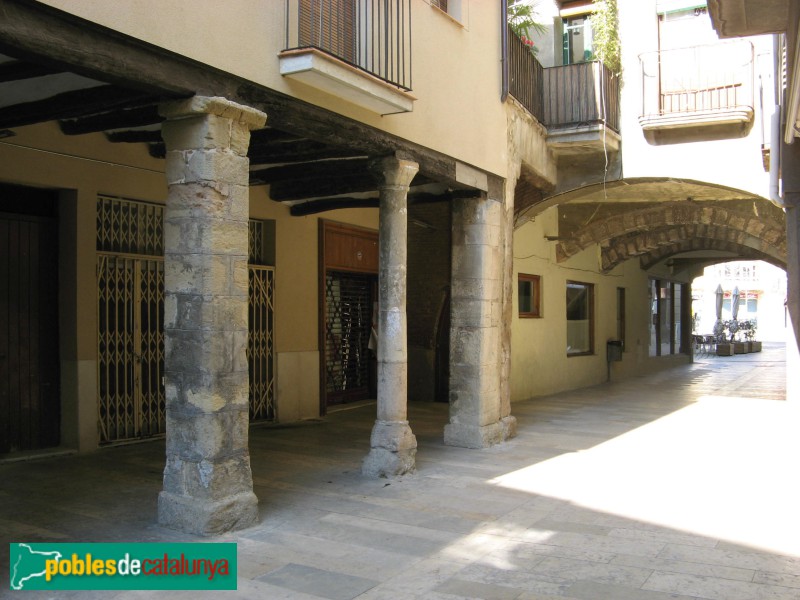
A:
0 203 60 454
319 221 378 411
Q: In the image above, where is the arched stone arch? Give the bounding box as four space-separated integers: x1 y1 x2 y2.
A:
555 202 786 272
637 239 786 271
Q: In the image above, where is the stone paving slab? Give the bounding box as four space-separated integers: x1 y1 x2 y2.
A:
1 343 797 599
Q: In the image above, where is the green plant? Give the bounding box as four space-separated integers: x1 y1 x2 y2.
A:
591 0 620 74
508 0 545 39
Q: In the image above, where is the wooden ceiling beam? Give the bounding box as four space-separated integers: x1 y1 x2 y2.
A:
0 58 59 82
0 84 156 128
105 129 162 143
60 104 162 135
270 174 377 201
0 0 223 97
248 140 362 165
250 158 369 185
288 190 477 216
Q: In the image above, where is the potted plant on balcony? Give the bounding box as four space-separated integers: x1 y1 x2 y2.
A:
508 0 545 54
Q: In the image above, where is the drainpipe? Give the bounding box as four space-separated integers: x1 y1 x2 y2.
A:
770 106 786 208
771 34 788 208
501 1 509 102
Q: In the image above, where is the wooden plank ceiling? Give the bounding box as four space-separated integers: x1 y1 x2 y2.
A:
0 51 445 215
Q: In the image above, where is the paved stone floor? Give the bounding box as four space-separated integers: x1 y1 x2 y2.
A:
2 343 798 599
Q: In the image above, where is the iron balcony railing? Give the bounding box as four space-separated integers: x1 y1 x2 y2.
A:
506 25 620 134
284 0 412 91
507 25 544 121
639 40 754 118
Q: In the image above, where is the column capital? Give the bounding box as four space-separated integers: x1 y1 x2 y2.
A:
369 154 419 189
160 96 267 131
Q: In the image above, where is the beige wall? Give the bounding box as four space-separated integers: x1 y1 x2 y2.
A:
510 207 686 401
38 0 512 180
0 124 379 447
247 186 378 421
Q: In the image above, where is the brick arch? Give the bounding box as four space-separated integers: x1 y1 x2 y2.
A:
556 202 785 268
597 225 786 273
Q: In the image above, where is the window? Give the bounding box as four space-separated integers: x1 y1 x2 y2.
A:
518 274 542 318
563 15 595 65
430 0 464 23
566 281 594 355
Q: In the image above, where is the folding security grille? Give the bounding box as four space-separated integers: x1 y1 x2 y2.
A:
249 220 264 265
97 198 276 443
248 266 276 421
96 195 163 256
324 272 372 402
97 255 165 443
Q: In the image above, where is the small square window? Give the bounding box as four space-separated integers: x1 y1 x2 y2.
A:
518 273 542 318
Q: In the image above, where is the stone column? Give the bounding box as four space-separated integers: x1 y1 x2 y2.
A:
785 200 800 403
499 180 518 440
157 96 266 535
362 155 419 477
446 193 516 448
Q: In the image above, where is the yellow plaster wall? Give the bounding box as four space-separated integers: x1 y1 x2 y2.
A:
510 207 682 401
38 0 511 179
0 125 379 438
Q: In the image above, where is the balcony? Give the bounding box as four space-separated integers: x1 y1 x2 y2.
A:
543 61 621 155
280 0 415 115
638 41 754 134
506 25 620 157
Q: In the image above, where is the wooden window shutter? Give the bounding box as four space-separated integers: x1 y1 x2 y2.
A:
298 0 357 64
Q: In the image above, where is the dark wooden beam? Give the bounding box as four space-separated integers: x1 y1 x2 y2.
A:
287 190 480 216
59 104 162 135
270 174 376 201
250 128 304 144
290 197 379 216
148 143 166 159
0 0 228 97
250 158 369 185
0 58 59 81
0 84 156 128
248 140 363 165
239 85 458 184
105 129 162 143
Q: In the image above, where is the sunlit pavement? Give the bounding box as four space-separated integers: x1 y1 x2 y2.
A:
1 342 797 599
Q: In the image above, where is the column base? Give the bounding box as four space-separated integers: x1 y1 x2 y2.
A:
362 420 417 477
444 417 516 449
158 490 258 536
501 415 518 440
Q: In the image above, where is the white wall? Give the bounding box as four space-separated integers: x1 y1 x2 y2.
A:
618 0 774 198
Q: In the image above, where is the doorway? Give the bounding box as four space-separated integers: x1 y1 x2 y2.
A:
0 185 60 454
318 220 378 411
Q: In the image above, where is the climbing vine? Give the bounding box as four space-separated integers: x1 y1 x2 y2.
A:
591 0 621 74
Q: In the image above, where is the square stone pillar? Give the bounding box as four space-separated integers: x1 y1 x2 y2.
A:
157 96 266 535
362 155 419 477
445 194 516 448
